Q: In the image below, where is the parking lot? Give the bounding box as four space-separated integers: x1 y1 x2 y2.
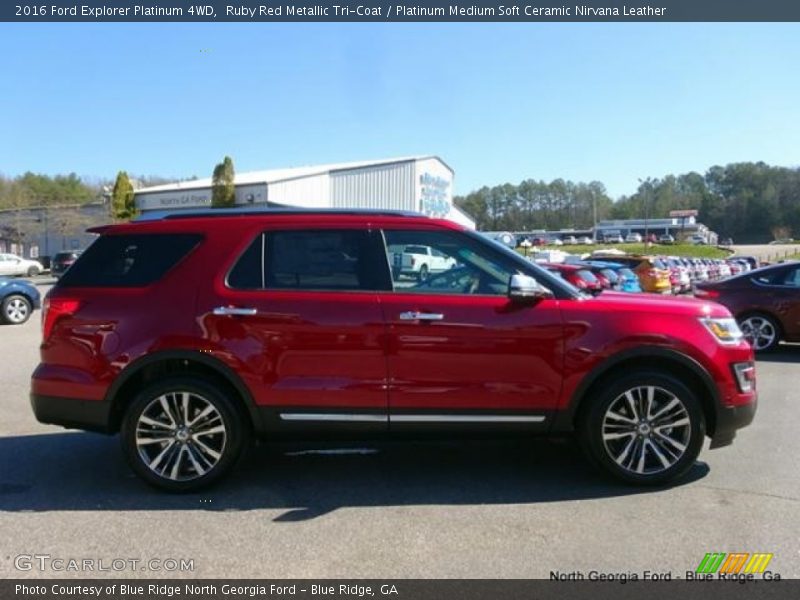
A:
1 279 799 579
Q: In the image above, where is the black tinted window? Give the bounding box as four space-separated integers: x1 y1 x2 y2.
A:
59 234 201 287
752 267 790 286
227 230 387 292
228 235 264 290
264 230 389 291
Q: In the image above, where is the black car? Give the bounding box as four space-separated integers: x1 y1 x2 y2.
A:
51 251 82 278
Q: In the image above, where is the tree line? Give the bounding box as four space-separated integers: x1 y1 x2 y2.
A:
455 162 800 242
3 160 798 243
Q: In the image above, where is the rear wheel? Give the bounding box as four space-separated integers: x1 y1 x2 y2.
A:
738 313 780 352
578 371 705 485
417 264 429 282
26 265 40 277
1 294 32 325
121 377 249 492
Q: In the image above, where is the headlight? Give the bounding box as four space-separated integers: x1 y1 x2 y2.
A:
700 317 744 345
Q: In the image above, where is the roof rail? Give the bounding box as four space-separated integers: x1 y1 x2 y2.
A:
133 207 425 222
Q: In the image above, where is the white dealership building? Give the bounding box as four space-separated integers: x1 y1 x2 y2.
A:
134 156 475 229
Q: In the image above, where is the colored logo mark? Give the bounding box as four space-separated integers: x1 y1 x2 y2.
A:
696 552 773 574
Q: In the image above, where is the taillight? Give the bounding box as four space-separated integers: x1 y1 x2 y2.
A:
695 288 720 299
42 296 81 341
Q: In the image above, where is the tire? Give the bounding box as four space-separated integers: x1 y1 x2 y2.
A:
578 371 705 486
26 265 40 277
121 376 249 492
1 294 32 325
738 313 781 353
417 264 429 283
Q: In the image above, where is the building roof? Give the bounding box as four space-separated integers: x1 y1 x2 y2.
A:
135 156 452 194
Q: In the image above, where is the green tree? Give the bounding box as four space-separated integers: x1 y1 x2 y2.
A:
111 171 136 221
211 156 236 208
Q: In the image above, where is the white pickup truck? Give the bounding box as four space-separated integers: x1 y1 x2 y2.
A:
388 245 457 281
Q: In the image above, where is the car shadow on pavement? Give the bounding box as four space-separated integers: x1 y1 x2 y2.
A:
756 343 800 364
0 432 709 520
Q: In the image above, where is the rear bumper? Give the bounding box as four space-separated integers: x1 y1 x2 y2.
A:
710 398 757 449
30 393 112 434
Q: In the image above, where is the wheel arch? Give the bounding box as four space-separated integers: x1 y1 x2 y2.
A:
555 347 722 438
105 350 263 434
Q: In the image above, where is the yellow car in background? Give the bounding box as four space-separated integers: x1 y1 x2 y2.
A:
593 255 672 293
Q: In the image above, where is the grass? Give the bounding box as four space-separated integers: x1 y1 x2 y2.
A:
519 243 731 259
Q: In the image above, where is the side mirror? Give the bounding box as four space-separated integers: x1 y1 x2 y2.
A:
508 274 554 302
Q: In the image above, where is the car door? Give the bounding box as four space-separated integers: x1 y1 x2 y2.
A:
377 227 565 432
198 227 392 433
772 265 800 339
0 255 12 276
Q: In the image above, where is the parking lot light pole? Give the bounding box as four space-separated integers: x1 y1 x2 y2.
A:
638 177 651 248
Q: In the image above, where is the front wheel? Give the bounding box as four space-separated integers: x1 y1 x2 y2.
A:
738 313 780 352
26 265 40 277
121 377 249 492
578 371 705 486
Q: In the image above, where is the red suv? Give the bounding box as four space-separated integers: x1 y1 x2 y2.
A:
31 210 757 491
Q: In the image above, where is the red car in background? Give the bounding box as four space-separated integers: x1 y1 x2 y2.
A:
695 261 800 352
543 263 604 293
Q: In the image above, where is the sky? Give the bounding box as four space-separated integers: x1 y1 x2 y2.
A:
1 22 799 198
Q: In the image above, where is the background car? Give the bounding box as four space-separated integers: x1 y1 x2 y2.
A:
593 254 671 293
0 277 41 325
51 251 83 278
658 234 675 244
695 261 800 352
544 263 603 293
625 233 642 243
603 233 624 244
0 253 44 277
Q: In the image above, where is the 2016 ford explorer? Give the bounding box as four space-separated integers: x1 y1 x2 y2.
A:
31 209 757 491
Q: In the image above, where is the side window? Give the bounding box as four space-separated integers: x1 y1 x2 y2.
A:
228 234 264 290
781 267 800 288
58 234 201 288
753 268 792 286
228 229 390 292
383 230 518 296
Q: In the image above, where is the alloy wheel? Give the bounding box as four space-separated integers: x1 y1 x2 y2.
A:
601 385 691 476
4 297 30 324
135 391 227 482
739 316 777 351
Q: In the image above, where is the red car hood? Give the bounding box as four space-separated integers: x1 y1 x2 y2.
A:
585 290 731 318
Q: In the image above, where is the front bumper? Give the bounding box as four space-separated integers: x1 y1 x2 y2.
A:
709 399 757 449
30 393 112 434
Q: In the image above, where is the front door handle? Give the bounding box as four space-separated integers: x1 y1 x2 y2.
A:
399 311 444 321
213 306 258 316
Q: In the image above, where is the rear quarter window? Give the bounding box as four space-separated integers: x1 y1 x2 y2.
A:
58 234 202 287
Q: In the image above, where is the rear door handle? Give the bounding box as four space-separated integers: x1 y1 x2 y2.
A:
213 306 258 316
399 311 444 321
